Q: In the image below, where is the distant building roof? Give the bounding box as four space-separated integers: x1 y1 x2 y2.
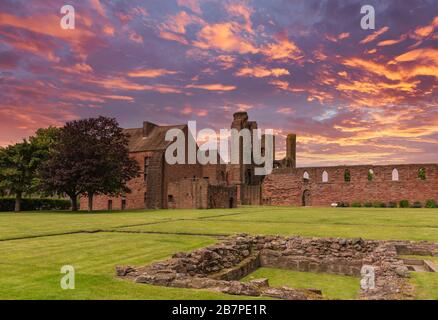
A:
123 123 186 152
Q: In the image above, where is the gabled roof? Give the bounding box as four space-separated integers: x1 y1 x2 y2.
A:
123 124 187 152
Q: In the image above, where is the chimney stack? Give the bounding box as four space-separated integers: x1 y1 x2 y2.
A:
143 121 157 137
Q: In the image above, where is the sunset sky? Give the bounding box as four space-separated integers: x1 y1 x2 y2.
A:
0 0 437 167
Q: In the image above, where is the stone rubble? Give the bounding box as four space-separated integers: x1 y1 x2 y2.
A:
116 234 438 300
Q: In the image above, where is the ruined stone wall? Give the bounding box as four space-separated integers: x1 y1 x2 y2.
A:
262 163 438 206
167 178 209 209
118 234 436 299
208 184 237 208
167 179 237 209
240 184 261 205
202 163 227 184
163 162 203 209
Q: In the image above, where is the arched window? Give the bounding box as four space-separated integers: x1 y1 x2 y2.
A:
303 171 310 182
418 168 426 180
368 169 374 181
322 171 328 183
344 169 351 182
392 168 399 181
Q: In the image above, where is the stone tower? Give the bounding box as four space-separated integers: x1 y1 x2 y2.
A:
227 112 263 205
285 133 296 168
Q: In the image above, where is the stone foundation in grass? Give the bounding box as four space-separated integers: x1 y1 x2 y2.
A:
116 234 438 300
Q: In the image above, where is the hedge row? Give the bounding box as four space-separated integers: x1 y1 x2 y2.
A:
0 198 71 212
338 199 437 208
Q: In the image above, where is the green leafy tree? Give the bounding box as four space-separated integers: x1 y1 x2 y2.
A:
0 142 38 211
0 127 60 212
40 116 139 211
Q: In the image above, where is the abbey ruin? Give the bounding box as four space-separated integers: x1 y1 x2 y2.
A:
81 112 437 210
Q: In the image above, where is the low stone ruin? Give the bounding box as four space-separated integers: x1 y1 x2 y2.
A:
116 234 438 300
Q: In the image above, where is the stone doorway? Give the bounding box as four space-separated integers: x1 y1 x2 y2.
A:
302 189 311 206
229 197 234 208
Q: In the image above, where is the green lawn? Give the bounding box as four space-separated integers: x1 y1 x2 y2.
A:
410 273 438 300
242 268 360 300
0 206 437 299
0 232 254 300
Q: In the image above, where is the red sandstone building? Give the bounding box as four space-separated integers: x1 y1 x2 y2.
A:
81 112 437 210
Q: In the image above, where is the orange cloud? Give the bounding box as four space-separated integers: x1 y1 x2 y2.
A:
53 63 93 74
0 29 60 62
128 69 179 78
193 22 258 54
129 31 143 43
343 58 402 81
216 55 236 69
269 80 305 93
103 25 115 36
413 16 438 38
359 26 389 44
161 11 204 34
276 107 295 114
90 0 106 17
158 31 189 45
261 38 303 61
86 76 182 94
102 95 134 101
377 34 407 46
313 50 328 61
336 80 418 94
0 12 98 60
235 66 290 78
393 48 438 78
226 3 254 34
196 109 208 116
181 105 193 115
236 103 253 111
186 83 236 91
326 32 350 42
338 32 350 40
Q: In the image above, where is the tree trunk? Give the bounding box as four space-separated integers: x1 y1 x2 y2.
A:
71 194 78 211
15 192 22 212
88 193 93 212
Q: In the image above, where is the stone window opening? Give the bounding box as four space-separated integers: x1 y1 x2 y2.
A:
121 199 126 210
367 169 374 181
418 168 426 180
322 171 328 183
303 171 310 182
108 200 112 211
392 168 399 181
344 169 351 182
246 169 252 184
